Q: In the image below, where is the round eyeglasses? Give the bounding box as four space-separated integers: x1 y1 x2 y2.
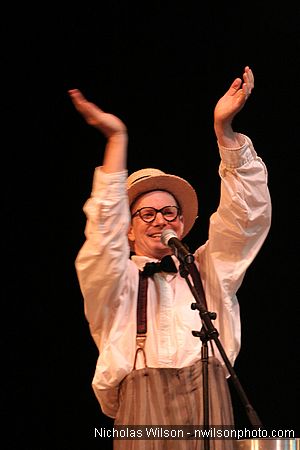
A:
131 206 181 223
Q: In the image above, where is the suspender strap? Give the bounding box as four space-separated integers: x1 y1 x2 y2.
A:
136 272 148 335
134 272 148 369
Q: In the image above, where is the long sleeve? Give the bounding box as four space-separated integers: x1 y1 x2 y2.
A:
209 133 271 293
195 133 272 365
75 167 131 337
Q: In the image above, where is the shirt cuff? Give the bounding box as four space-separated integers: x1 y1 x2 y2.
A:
218 134 257 169
91 166 128 197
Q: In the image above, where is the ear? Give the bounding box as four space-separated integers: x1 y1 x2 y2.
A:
127 224 135 244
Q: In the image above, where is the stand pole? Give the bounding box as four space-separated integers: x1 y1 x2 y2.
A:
179 259 263 430
201 335 210 450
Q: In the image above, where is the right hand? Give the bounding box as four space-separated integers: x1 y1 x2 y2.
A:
68 89 127 139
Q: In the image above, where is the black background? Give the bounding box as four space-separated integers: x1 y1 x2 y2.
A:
3 2 299 449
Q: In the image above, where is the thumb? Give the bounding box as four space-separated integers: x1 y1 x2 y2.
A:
227 77 242 96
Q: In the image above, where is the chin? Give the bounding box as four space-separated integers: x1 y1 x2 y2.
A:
154 247 171 259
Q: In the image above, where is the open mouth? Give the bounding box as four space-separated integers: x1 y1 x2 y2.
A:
149 233 162 240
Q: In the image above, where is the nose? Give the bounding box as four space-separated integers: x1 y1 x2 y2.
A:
153 211 167 225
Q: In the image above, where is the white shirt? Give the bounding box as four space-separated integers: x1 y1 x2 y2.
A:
75 134 272 417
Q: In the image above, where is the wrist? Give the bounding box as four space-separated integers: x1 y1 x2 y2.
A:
108 130 128 144
100 127 128 140
214 121 240 148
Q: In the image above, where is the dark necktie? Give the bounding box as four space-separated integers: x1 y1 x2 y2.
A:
142 255 178 277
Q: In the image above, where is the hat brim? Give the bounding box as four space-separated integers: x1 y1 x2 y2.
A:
127 174 198 238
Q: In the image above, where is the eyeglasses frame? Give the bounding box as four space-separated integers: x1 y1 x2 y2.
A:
131 205 181 223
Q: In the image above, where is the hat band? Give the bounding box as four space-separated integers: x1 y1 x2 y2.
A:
130 175 151 185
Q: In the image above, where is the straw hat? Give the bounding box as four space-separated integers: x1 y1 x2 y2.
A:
127 168 198 237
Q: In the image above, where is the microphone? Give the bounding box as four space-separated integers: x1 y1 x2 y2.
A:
161 229 194 264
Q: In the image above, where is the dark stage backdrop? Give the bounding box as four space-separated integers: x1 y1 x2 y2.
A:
3 3 299 449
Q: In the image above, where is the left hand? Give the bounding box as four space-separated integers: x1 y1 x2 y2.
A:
214 66 254 126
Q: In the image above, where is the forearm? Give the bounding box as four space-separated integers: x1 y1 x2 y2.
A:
214 121 245 148
102 131 128 174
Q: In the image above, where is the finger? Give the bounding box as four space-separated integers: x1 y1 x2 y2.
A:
68 88 79 95
227 78 242 96
242 82 251 99
247 68 254 86
68 89 81 98
243 67 254 91
68 89 86 104
68 90 105 116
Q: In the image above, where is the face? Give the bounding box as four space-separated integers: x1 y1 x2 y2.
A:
128 190 184 259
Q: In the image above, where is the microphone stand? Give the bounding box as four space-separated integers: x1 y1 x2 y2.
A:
177 252 263 449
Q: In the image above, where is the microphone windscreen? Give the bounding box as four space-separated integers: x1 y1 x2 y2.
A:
161 229 178 246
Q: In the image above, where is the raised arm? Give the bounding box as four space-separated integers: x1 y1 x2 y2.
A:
68 89 128 173
214 66 254 147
